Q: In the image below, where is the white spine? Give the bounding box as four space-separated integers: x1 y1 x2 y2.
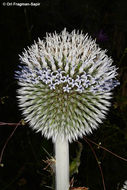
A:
55 137 69 190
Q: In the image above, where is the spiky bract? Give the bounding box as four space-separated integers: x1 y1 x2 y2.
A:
15 29 119 142
121 180 127 190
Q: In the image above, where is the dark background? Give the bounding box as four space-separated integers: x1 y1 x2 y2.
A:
0 0 127 190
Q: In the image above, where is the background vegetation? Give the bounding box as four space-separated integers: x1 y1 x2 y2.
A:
0 0 127 189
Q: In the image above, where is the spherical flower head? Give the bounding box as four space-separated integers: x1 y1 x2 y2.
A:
15 28 120 142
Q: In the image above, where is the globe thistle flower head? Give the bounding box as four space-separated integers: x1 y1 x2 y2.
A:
15 29 120 142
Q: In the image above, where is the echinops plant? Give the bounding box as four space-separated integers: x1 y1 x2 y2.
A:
15 28 120 190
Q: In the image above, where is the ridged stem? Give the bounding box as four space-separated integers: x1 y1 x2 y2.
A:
55 137 69 190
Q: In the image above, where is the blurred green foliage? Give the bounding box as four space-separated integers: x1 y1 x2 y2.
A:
0 0 127 189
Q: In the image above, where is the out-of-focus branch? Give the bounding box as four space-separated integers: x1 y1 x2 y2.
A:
0 120 25 166
84 136 106 190
0 119 25 126
84 136 127 162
